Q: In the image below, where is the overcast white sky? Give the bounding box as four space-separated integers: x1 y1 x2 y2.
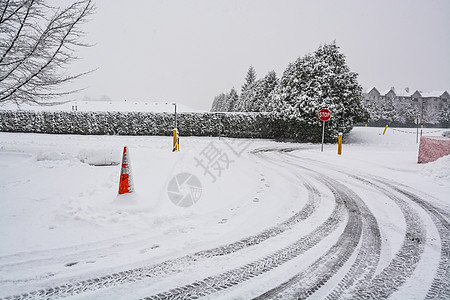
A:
66 0 450 110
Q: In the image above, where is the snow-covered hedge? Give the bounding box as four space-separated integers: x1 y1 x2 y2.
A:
0 110 335 142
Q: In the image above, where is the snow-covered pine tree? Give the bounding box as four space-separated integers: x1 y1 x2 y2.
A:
312 42 368 132
364 101 382 124
271 42 368 140
380 97 399 123
399 101 419 125
438 109 450 128
241 66 257 94
226 88 239 112
364 95 405 126
211 95 219 112
232 66 256 111
236 81 256 112
210 93 227 112
257 71 278 112
235 71 278 112
218 93 227 112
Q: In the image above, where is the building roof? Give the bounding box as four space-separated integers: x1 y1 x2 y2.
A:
381 89 395 96
374 88 449 98
396 89 414 97
365 87 378 94
420 91 447 98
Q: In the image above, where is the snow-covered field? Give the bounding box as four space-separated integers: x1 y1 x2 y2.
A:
0 127 449 299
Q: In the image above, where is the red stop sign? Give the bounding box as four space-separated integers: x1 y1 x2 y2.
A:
318 108 331 121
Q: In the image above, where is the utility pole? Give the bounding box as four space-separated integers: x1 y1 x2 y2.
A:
172 103 179 151
416 117 419 143
173 102 177 129
421 100 424 137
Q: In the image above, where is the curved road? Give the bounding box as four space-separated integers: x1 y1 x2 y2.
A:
1 147 449 299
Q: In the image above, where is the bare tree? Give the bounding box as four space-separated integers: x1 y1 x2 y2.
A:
0 0 94 106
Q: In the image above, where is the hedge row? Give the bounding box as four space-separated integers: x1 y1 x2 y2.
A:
0 110 336 142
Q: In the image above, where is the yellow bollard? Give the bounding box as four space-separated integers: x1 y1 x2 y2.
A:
338 133 342 155
383 125 388 135
172 129 179 151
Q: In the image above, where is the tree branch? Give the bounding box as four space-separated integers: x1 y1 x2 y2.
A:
0 0 94 104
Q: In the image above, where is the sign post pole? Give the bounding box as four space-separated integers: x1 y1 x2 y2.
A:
318 108 331 152
416 118 419 144
321 121 325 152
172 103 179 152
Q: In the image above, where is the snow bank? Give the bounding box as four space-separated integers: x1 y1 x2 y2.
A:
420 155 450 185
0 134 265 256
77 148 121 166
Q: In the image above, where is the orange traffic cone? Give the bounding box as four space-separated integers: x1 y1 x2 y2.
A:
118 146 134 194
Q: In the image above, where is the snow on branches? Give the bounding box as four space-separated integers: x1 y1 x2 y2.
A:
212 42 368 139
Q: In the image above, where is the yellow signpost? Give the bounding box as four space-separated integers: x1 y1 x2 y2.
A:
172 103 179 152
172 129 179 152
338 133 343 155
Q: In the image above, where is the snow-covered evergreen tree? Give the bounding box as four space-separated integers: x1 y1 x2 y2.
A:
237 71 278 112
210 93 227 112
226 88 239 112
364 97 406 125
380 97 399 123
211 88 239 112
258 71 278 112
235 81 255 112
398 101 419 125
271 42 368 138
241 66 257 94
438 109 450 128
364 101 382 124
210 93 221 112
232 66 256 111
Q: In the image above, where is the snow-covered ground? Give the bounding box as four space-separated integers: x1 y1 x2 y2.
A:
0 127 449 299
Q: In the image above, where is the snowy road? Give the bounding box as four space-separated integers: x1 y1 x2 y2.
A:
0 128 449 299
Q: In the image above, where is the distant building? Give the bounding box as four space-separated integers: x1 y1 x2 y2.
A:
363 87 450 123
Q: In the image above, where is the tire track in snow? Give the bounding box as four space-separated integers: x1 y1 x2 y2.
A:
138 149 444 300
0 175 323 299
245 151 429 299
322 180 381 300
271 151 439 299
253 176 380 300
137 151 383 299
381 182 450 300
140 178 347 300
347 176 426 300
247 153 382 300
